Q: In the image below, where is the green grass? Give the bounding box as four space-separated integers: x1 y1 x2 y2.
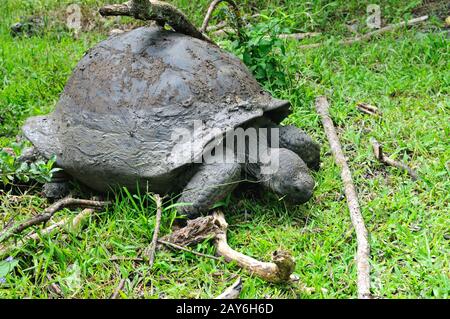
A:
0 0 449 298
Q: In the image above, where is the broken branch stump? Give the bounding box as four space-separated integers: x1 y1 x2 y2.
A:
161 211 296 283
370 138 418 180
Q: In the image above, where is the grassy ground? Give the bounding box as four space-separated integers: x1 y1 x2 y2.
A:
0 0 449 298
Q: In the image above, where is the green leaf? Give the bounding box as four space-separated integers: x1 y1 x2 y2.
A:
0 258 19 278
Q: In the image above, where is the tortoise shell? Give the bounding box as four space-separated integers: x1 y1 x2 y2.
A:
23 26 290 193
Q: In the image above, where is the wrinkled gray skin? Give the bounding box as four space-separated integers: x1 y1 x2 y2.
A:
22 26 320 218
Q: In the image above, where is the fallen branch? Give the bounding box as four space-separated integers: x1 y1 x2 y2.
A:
0 197 109 243
215 277 242 299
110 278 126 299
370 138 418 180
99 0 212 43
161 212 296 283
315 96 371 299
0 208 96 257
144 194 163 267
200 0 243 40
299 15 428 50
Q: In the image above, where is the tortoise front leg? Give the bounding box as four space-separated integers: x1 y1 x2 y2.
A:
177 162 242 219
257 118 320 171
42 170 71 199
278 125 321 171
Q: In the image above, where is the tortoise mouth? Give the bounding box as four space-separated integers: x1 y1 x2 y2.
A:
22 115 62 161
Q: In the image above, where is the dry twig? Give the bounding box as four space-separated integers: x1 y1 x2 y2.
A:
278 32 322 40
299 15 428 50
110 256 145 262
110 278 126 299
356 103 381 116
215 277 242 299
0 198 109 244
145 194 163 267
315 96 371 299
46 274 64 298
211 29 321 40
370 138 418 180
201 0 243 40
0 208 96 257
211 27 235 38
206 20 227 32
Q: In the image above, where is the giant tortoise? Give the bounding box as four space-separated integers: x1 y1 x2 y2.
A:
22 25 320 218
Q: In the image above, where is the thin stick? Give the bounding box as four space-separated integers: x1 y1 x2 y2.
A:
0 197 109 243
70 207 96 231
299 15 428 50
0 208 95 257
110 278 126 299
206 20 227 32
315 96 371 299
46 274 64 298
208 11 260 33
201 0 243 40
146 194 163 267
215 277 242 299
370 138 418 180
110 256 145 262
278 32 322 40
211 27 235 38
211 30 322 40
157 239 223 262
356 103 381 116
